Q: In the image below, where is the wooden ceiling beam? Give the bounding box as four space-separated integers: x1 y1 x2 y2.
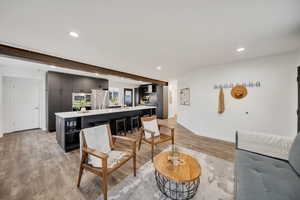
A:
0 44 168 86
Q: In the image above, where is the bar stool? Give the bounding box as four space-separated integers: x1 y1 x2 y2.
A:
115 118 127 136
129 116 139 133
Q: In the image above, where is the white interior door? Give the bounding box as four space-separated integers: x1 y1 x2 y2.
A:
4 77 40 133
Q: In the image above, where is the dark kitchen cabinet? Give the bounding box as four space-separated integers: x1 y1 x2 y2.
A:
156 85 163 118
73 76 108 93
47 71 108 131
61 90 73 111
48 90 61 131
61 74 73 91
48 72 73 91
47 73 61 90
85 78 98 91
73 77 89 92
137 84 168 119
98 79 108 90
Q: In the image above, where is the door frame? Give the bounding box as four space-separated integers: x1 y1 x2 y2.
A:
297 66 300 133
124 88 133 107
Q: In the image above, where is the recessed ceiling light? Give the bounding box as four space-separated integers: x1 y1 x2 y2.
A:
156 66 162 70
236 47 245 52
69 31 79 38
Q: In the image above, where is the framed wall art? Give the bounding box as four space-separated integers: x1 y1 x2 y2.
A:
180 88 190 105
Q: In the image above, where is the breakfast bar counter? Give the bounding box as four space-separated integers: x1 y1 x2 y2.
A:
55 106 156 152
55 106 156 118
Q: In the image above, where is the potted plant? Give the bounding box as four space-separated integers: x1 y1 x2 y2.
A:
75 100 87 112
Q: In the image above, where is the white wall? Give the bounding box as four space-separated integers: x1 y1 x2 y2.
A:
168 80 178 118
297 48 300 66
0 66 47 134
177 52 298 142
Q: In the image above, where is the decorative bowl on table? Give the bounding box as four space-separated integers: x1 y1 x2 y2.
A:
167 145 185 166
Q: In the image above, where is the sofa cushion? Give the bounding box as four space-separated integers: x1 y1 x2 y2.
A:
289 134 300 176
236 131 294 160
236 150 300 200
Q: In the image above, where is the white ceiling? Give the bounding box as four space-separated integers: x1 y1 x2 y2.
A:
0 0 300 81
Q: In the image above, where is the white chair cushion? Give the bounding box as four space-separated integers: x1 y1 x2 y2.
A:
88 150 130 168
143 119 160 139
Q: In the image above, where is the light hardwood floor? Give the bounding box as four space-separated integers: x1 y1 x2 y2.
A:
0 119 234 200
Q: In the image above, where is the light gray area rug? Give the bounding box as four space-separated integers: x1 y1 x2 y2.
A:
97 146 234 200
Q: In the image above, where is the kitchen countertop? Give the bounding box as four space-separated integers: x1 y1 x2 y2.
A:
55 105 156 119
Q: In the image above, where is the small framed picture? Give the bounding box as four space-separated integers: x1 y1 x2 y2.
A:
180 88 190 105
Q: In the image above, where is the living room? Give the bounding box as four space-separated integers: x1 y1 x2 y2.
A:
0 1 300 200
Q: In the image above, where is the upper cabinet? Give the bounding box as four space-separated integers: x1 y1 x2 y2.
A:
47 71 109 94
71 74 108 93
139 84 158 105
72 76 89 92
140 84 157 94
47 72 73 91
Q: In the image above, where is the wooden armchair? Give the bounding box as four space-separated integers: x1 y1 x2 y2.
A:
138 116 175 161
77 124 136 200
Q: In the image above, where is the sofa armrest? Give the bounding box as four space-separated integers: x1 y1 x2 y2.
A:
236 131 295 160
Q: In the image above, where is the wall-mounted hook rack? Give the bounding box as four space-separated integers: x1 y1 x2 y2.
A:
213 81 261 89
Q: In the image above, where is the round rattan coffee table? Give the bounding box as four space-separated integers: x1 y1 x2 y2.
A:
153 152 201 200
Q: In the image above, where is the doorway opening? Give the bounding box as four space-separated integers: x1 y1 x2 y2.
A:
124 88 133 107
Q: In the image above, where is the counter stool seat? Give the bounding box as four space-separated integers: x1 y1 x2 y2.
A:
130 116 140 133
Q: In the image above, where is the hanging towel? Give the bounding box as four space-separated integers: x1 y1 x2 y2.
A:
218 88 225 114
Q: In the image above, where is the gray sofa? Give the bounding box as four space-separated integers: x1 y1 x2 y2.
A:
235 131 300 200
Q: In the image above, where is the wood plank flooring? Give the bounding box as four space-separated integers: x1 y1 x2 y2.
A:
0 119 234 200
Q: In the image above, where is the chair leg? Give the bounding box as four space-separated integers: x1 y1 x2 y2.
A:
112 137 117 145
102 174 108 200
138 136 142 151
151 143 154 162
123 120 126 136
172 137 175 145
133 154 136 177
77 165 84 187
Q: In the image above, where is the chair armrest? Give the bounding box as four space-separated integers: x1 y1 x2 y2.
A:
236 131 295 160
112 135 136 143
158 123 175 139
158 123 175 131
82 147 108 160
112 136 137 153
